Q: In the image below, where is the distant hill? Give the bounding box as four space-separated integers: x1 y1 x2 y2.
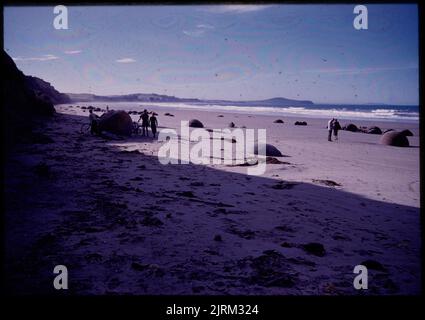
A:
220 97 314 107
66 93 314 107
66 93 201 103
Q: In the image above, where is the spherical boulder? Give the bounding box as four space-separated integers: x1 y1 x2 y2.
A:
380 131 409 147
98 110 133 136
189 119 204 128
367 126 382 134
343 123 358 132
400 129 413 136
254 143 284 157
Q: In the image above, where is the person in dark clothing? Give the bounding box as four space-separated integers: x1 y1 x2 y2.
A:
150 113 158 138
333 119 341 141
327 118 335 141
89 109 99 135
138 109 150 136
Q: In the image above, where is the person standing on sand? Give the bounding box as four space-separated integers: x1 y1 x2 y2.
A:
333 119 341 141
89 109 99 135
327 118 335 141
138 109 150 137
150 113 158 138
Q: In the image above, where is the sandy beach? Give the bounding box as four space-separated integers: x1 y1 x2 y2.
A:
3 104 420 295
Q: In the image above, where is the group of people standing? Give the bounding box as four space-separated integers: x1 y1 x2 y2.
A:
138 109 158 138
88 108 158 137
327 118 341 142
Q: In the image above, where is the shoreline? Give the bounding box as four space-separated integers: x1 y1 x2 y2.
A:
58 102 420 125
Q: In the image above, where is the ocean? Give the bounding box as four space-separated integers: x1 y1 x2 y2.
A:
69 101 419 122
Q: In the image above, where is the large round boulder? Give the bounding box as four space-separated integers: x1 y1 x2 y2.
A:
98 110 133 136
367 126 382 134
254 143 284 157
343 123 358 132
189 119 204 128
400 129 413 136
380 131 409 147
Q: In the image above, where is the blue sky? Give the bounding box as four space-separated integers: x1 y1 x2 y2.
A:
4 4 419 105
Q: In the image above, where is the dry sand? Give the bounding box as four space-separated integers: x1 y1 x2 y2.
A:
3 103 420 295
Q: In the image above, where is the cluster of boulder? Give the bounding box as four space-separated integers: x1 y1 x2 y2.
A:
342 123 414 147
128 110 143 115
79 105 104 112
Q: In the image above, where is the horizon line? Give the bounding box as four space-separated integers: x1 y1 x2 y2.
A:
63 91 418 107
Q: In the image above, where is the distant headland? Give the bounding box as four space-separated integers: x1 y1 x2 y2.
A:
66 93 315 107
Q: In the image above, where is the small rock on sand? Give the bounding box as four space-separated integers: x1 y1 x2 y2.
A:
254 143 284 157
361 259 387 272
343 123 358 132
177 191 196 198
302 242 326 257
294 121 307 126
131 262 150 271
214 235 222 242
367 126 382 134
189 119 204 128
229 122 236 128
249 250 297 288
266 157 290 164
274 119 284 123
190 182 204 187
312 179 341 187
271 181 297 190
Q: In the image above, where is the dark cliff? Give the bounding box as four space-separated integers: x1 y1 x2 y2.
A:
26 76 71 105
2 50 69 149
